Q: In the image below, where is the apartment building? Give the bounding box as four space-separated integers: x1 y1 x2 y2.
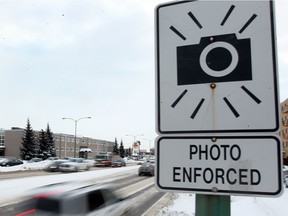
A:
0 127 114 159
281 98 288 164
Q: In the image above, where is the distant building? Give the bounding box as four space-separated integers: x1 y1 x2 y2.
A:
0 127 114 159
281 99 288 164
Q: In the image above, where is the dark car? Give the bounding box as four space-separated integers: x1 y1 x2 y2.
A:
138 163 155 176
43 160 67 172
0 158 23 167
111 159 126 167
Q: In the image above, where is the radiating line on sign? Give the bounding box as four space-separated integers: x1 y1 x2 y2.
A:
171 89 188 108
188 12 202 29
190 98 205 119
170 26 186 40
223 97 240 118
221 5 235 26
239 14 257 34
241 86 261 104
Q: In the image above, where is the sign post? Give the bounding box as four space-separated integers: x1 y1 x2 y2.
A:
196 195 230 216
155 0 281 215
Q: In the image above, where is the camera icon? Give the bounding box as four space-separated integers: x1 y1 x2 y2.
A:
177 34 252 85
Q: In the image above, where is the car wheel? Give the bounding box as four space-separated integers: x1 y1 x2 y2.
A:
85 166 90 171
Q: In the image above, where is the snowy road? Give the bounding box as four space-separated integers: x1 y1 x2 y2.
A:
0 166 167 215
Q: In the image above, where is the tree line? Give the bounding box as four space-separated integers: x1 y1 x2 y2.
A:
19 119 134 161
113 137 132 158
20 119 56 160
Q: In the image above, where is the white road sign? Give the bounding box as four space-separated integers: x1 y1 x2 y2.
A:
156 0 279 134
155 136 282 196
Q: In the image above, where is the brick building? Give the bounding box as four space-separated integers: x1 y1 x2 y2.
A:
281 98 288 165
0 127 114 159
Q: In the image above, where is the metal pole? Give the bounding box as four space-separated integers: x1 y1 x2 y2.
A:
62 117 91 158
196 194 230 216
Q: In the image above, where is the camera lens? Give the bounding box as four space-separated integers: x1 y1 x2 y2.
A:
206 47 232 71
200 42 239 78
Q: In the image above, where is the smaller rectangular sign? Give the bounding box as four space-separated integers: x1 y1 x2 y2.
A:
155 136 282 196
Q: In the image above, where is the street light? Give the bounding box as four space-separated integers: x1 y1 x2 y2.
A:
62 116 91 158
126 134 144 156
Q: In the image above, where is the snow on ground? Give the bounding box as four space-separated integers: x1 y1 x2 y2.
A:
1 161 288 216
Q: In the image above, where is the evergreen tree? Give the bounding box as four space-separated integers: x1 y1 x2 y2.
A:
119 140 125 158
125 147 132 157
38 129 48 159
20 119 38 160
113 137 119 155
46 124 56 157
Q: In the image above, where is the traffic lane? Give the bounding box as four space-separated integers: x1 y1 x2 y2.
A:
1 174 156 215
0 166 116 180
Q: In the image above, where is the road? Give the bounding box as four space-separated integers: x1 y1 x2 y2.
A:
0 166 170 215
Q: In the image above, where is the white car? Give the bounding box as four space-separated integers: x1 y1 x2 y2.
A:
59 158 91 172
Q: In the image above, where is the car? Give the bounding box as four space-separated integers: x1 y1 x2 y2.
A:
46 157 59 161
16 183 131 216
138 163 155 176
59 158 91 172
0 158 23 167
111 159 126 167
137 158 147 165
43 160 68 172
28 158 43 163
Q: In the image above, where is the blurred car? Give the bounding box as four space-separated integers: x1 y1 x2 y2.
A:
0 158 23 167
59 158 90 172
137 158 147 165
111 159 126 167
16 183 131 215
28 158 43 163
138 163 155 176
43 160 67 172
46 157 59 161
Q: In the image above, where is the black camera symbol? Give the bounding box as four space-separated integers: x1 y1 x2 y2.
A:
177 34 252 85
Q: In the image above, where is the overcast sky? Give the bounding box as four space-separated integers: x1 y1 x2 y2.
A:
0 0 287 149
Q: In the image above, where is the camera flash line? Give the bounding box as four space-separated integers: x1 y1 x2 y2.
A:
241 86 262 104
171 89 188 108
188 11 202 29
239 14 257 34
223 97 240 118
221 5 235 26
170 26 186 41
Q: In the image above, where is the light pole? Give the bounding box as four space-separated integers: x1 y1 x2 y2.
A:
126 134 144 156
62 117 91 158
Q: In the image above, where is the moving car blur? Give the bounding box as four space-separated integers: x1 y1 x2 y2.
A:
43 160 68 172
28 158 43 163
138 163 155 176
16 183 131 216
59 158 91 172
111 158 126 167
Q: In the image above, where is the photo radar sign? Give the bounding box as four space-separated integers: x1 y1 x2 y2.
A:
156 0 279 134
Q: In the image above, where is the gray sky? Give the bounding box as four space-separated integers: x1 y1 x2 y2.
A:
0 0 287 149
